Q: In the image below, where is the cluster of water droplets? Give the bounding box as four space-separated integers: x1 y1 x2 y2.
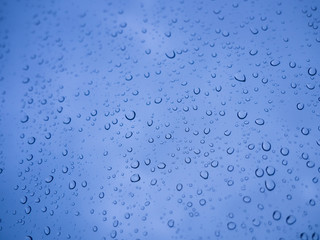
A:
0 0 319 239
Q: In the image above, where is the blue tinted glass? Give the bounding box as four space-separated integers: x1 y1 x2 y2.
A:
0 0 319 239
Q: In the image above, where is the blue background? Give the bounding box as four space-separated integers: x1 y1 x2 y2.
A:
0 0 319 239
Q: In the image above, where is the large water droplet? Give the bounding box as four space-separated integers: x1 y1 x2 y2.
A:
130 174 141 183
234 73 246 82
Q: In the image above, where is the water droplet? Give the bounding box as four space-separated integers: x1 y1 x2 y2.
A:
255 118 265 125
286 215 296 225
176 183 183 191
157 162 166 169
45 175 54 183
199 199 206 206
255 168 264 178
243 196 251 203
185 157 192 164
301 127 310 135
200 170 209 179
130 174 141 183
211 160 219 168
296 103 304 110
280 147 289 156
266 166 275 176
20 115 29 123
165 51 176 59
272 210 282 221
167 219 175 228
237 111 248 119
125 110 136 120
308 67 317 76
227 222 236 230
130 160 140 169
44 226 51 235
234 73 246 82
289 61 296 68
262 141 271 151
265 179 276 191
125 74 133 81
63 117 72 124
69 180 76 190
270 59 280 66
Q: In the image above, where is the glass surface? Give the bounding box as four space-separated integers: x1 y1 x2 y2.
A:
0 0 319 239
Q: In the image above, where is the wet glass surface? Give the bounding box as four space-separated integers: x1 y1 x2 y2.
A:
0 0 319 239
